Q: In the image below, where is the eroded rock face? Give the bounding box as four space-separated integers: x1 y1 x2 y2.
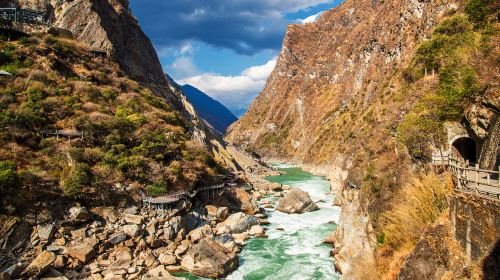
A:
181 238 239 279
226 0 457 161
49 0 166 86
276 188 319 214
331 186 376 280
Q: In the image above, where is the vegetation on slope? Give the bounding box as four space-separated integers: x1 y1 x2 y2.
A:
374 0 498 275
397 6 496 160
0 34 223 205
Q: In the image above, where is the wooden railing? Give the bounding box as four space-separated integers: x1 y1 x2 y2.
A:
139 184 227 210
432 154 500 200
0 8 46 25
41 129 84 139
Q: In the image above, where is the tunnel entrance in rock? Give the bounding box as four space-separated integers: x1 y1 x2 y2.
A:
452 137 477 163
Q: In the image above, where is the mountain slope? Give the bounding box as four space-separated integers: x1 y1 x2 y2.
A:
0 35 222 201
181 84 238 134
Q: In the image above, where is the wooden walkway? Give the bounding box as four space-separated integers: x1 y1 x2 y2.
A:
0 8 45 25
41 129 84 139
139 184 227 210
432 154 500 201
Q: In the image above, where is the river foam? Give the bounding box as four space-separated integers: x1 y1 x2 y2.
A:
182 165 340 280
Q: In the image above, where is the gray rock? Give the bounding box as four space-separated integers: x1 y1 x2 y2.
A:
108 233 127 244
123 224 140 238
218 212 259 234
37 224 54 242
124 206 139 215
188 225 213 242
1 262 23 279
68 206 91 222
276 188 319 214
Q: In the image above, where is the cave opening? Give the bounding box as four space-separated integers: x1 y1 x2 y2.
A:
452 137 478 163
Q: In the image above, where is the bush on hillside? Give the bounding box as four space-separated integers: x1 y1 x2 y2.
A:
397 109 446 161
434 15 473 36
146 181 169 197
465 0 493 26
437 63 481 120
0 160 20 193
62 163 92 197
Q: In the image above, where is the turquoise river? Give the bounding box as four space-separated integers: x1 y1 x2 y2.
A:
179 163 341 280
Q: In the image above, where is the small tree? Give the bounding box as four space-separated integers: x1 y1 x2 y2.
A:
63 163 92 197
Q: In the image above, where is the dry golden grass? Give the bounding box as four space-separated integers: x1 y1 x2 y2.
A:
380 172 452 249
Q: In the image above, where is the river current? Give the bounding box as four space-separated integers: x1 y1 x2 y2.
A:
181 163 341 280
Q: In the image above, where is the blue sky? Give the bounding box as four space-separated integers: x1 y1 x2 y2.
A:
129 0 343 116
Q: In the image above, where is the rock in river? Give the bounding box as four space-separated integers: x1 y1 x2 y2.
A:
218 212 259 234
181 238 239 278
276 187 319 214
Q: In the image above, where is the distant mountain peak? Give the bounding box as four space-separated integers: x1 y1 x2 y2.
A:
180 84 237 135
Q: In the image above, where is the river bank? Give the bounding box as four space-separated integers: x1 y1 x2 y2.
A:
0 156 344 280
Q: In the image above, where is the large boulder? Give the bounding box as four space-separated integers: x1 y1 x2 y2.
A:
123 224 141 238
188 225 213 243
67 243 96 263
181 238 238 279
224 188 258 214
91 207 118 223
141 265 181 280
276 188 319 214
124 214 143 225
68 206 92 222
19 251 55 278
218 212 259 234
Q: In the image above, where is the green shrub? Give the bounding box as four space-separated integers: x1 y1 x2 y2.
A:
414 15 474 72
116 155 148 181
436 63 481 120
144 92 171 111
397 111 445 160
434 15 472 36
465 0 493 26
146 181 169 197
0 160 20 193
25 85 48 102
68 147 85 162
63 163 92 196
0 87 17 110
17 101 46 128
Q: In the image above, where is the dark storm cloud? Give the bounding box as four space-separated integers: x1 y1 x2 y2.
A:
129 0 331 55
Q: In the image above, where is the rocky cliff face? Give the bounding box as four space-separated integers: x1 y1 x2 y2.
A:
227 0 458 161
227 0 499 278
15 0 168 86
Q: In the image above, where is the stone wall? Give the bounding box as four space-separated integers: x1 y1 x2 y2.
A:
449 191 500 263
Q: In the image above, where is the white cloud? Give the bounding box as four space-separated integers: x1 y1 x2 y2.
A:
180 43 194 55
178 58 277 113
168 56 200 79
297 12 323 24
